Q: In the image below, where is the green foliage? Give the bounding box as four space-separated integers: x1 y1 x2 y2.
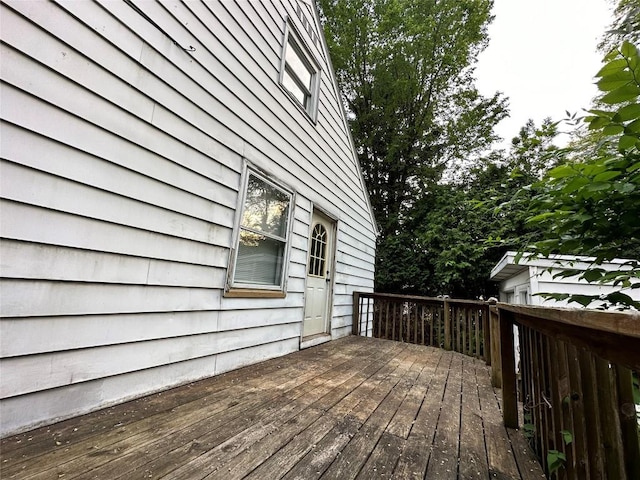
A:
375 118 562 297
599 0 640 54
547 450 567 475
320 0 503 226
318 0 508 296
561 430 573 446
522 41 640 309
523 422 536 440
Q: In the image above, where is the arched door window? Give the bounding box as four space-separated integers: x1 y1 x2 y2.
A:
308 223 327 277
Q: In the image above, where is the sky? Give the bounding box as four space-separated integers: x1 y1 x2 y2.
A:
474 0 614 149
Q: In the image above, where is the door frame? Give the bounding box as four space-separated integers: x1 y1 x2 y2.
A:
300 207 338 348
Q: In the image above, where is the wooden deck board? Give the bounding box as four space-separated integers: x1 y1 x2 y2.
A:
0 336 545 480
459 357 490 479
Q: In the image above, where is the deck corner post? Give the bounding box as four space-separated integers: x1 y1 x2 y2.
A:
352 291 361 336
443 299 451 351
489 305 502 388
499 308 518 429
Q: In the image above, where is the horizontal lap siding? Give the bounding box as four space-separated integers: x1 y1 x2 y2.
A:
0 0 375 435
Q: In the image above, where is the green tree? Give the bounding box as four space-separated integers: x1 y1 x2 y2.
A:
522 41 640 309
318 0 507 292
365 117 558 298
600 0 640 54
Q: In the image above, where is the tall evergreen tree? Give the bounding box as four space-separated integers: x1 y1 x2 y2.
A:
318 0 507 292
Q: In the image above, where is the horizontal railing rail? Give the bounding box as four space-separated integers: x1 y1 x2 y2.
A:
352 292 640 479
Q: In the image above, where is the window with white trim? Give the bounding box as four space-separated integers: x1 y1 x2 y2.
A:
231 170 292 290
280 24 320 119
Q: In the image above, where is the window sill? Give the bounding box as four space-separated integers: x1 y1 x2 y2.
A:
224 288 287 299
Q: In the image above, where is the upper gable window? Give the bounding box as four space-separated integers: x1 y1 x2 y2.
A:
280 24 320 120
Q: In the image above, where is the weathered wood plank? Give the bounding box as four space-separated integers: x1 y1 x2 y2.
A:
320 353 422 479
616 366 640 479
0 338 542 480
214 341 408 479
506 428 547 480
458 357 489 480
114 346 382 479
385 347 440 439
239 349 406 479
158 339 400 479
391 351 453 479
426 353 462 479
0 338 368 475
477 371 521 479
355 431 404 479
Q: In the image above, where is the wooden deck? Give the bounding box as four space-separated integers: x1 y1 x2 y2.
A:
1 337 545 479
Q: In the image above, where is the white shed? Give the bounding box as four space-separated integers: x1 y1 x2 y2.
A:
490 251 639 307
0 0 377 436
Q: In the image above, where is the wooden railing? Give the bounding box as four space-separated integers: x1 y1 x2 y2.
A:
352 292 490 361
352 292 640 479
495 303 640 480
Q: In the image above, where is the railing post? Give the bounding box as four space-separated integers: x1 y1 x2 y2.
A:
489 304 502 388
499 308 518 428
443 299 451 350
352 291 360 336
483 304 491 365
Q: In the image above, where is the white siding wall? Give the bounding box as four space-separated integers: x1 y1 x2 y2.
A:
498 266 640 307
0 0 375 436
498 269 531 304
530 267 639 307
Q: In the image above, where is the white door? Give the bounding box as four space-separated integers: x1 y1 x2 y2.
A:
303 212 334 337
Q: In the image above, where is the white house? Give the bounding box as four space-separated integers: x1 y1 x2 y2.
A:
490 251 640 307
0 0 377 436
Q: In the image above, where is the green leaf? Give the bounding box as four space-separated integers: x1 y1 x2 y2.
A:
523 422 535 439
547 450 567 474
619 135 637 150
574 213 593 223
582 268 605 282
547 164 575 179
561 430 573 446
601 84 640 104
553 269 582 279
617 103 640 121
562 176 590 194
605 292 640 308
587 109 615 118
568 295 596 307
596 58 628 77
597 71 634 91
538 292 571 302
627 118 640 133
588 116 610 130
526 212 555 224
621 40 638 59
603 124 624 135
614 182 636 194
585 182 611 192
593 170 621 182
